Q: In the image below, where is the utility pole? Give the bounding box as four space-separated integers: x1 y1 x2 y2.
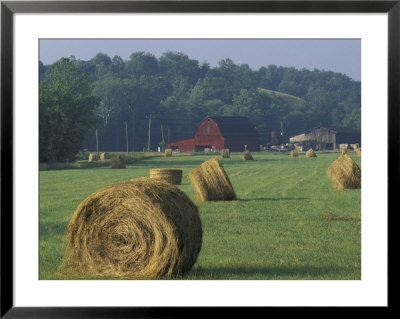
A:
146 114 152 152
168 127 170 143
161 124 165 142
95 128 99 155
125 121 129 154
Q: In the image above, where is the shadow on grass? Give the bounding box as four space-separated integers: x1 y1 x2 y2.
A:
136 160 208 167
237 197 308 202
186 265 349 279
140 156 285 167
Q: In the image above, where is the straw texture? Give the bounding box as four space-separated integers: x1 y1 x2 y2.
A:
327 154 361 189
188 156 236 202
59 178 202 279
150 168 183 185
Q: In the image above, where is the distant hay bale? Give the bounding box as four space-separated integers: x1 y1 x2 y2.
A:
88 153 99 162
188 156 236 202
150 168 183 185
290 149 298 157
306 149 317 158
100 152 110 160
165 149 172 157
327 154 361 189
242 150 253 160
341 148 351 155
59 178 202 279
295 145 303 152
221 149 230 158
110 155 126 169
356 148 361 157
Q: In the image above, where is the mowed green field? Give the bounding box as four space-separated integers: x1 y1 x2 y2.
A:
39 151 361 280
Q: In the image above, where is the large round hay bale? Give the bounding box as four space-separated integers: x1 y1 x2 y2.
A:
290 149 298 157
221 149 230 158
100 152 110 160
188 156 236 202
306 149 317 157
165 149 172 157
150 168 183 185
88 153 99 162
242 150 253 160
110 155 126 169
59 178 202 279
327 154 361 189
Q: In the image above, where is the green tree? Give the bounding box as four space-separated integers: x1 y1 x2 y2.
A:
159 51 200 84
126 51 159 77
342 108 361 130
39 58 100 162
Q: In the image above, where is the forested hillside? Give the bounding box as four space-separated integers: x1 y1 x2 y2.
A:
39 51 360 158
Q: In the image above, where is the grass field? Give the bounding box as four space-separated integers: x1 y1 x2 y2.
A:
39 151 361 280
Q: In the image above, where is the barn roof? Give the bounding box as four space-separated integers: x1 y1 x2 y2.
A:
324 126 360 134
289 125 360 137
206 116 260 141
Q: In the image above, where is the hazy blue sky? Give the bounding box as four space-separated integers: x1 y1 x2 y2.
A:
39 39 361 81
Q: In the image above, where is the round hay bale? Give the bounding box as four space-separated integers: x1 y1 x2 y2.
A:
88 153 99 162
242 150 253 160
327 154 361 189
100 152 111 160
306 149 317 157
341 148 351 155
290 149 298 157
149 168 183 185
188 156 236 202
356 148 361 157
59 178 202 279
110 155 126 169
165 149 172 157
221 149 230 158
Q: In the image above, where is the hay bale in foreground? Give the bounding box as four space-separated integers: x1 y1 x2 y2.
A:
242 150 253 160
290 149 298 157
221 149 230 158
110 155 126 169
327 154 361 189
100 152 110 160
150 168 183 185
188 156 236 202
165 149 172 157
59 178 202 279
88 153 99 162
306 149 317 157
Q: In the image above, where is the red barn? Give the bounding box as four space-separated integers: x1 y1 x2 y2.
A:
166 116 260 152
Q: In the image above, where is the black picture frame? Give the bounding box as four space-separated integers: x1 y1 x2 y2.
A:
1 1 395 317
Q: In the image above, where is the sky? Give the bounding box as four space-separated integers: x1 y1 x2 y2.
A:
39 39 361 81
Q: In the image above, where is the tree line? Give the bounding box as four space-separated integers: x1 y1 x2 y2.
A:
39 51 361 162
